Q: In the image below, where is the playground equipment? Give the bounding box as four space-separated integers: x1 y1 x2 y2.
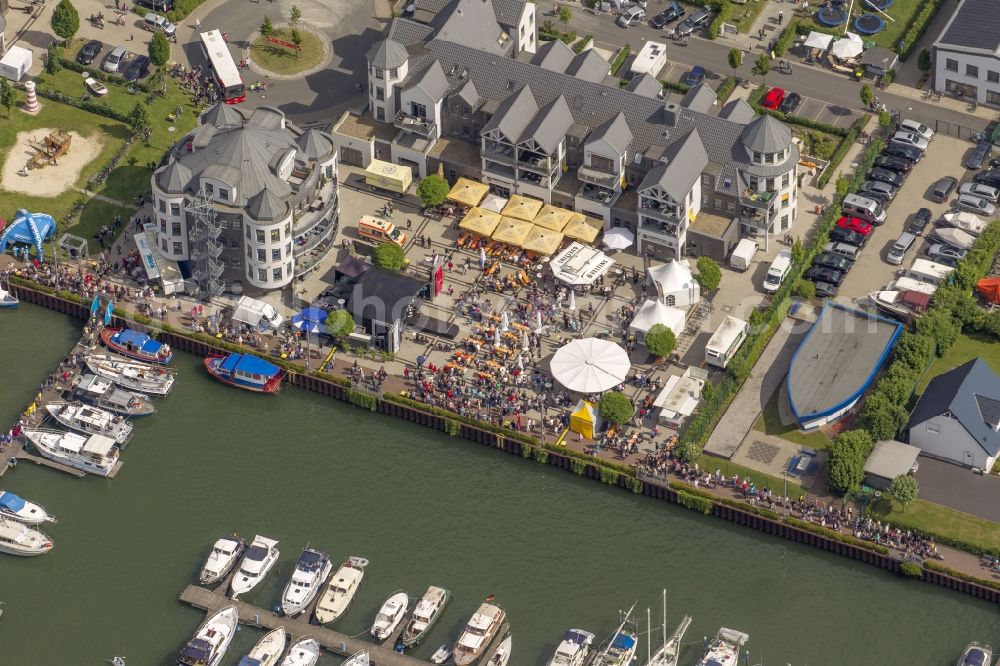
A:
27 130 72 170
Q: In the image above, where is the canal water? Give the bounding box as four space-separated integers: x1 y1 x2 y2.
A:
0 304 997 666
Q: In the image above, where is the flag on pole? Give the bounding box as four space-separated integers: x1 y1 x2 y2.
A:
90 296 100 317
104 300 114 326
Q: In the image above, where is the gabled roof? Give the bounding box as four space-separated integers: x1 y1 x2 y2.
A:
405 59 450 101
718 98 756 123
493 0 527 27
521 95 573 154
566 49 610 83
638 129 708 201
367 38 409 69
432 0 512 56
909 358 1000 456
452 79 481 109
533 40 575 73
387 17 435 46
587 112 632 156
626 73 662 99
740 113 792 154
481 84 538 143
156 161 192 194
680 83 717 114
935 0 1000 53
246 188 288 222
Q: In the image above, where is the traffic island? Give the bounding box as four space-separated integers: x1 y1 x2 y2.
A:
250 26 330 79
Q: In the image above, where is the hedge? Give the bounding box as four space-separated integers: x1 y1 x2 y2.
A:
166 0 208 22
900 562 923 578
661 80 690 95
785 517 891 554
897 0 946 60
571 35 593 54
610 45 631 77
715 77 737 104
816 116 869 188
676 489 714 514
924 561 1000 592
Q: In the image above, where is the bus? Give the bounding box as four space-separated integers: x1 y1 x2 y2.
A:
199 30 245 104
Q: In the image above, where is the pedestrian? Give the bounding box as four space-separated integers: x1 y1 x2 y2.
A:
406 218 412 230
195 17 201 29
778 10 783 23
129 33 134 41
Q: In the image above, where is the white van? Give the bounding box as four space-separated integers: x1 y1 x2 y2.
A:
763 249 792 293
842 193 886 226
886 232 916 266
730 238 758 272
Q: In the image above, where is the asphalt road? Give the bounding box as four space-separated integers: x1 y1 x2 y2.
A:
915 456 1000 523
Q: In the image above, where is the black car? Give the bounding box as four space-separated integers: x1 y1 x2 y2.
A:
907 207 933 235
869 167 903 187
874 155 913 174
778 92 801 114
882 143 923 163
650 1 684 28
829 227 867 247
676 8 712 36
136 0 172 10
975 169 1000 188
814 281 840 298
77 39 103 66
812 252 853 272
124 55 149 82
804 266 845 286
966 140 993 170
990 156 1000 169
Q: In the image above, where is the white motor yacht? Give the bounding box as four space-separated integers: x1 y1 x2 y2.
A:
239 626 287 666
695 628 749 666
402 585 451 648
547 629 595 666
177 605 239 666
278 637 320 666
23 428 119 477
341 650 370 666
45 401 133 444
370 591 409 642
69 374 156 417
313 555 368 624
280 547 332 616
453 603 506 665
230 535 280 598
200 535 246 586
85 354 175 396
957 642 992 666
0 517 53 556
487 634 511 666
0 490 56 525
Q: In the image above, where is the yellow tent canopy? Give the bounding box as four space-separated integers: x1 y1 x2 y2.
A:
447 177 489 207
563 213 602 243
502 195 544 222
458 207 502 236
521 226 565 256
365 159 412 193
532 204 573 231
569 399 601 440
491 216 533 246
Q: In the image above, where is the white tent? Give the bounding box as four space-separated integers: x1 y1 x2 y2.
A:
0 46 33 82
629 300 686 343
830 38 863 60
647 259 700 307
551 242 615 286
551 338 631 393
603 227 634 250
803 31 834 50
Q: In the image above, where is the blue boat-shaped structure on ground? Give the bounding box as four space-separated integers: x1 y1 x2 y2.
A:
0 286 17 308
100 327 173 365
204 353 284 393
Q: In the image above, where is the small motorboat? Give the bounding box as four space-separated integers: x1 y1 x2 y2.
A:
313 555 368 625
370 592 409 642
85 77 109 96
100 327 173 365
22 428 119 477
45 401 133 444
546 629 595 666
401 586 451 648
278 637 320 666
0 516 53 556
205 353 283 393
430 643 453 664
341 650 370 666
957 642 992 666
177 605 238 666
280 547 333 616
0 286 17 308
85 354 175 396
230 535 280 598
238 626 287 666
0 490 56 525
199 535 246 586
69 374 155 418
487 634 511 666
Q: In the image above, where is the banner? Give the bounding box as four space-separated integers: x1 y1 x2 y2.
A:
104 300 114 326
90 296 100 317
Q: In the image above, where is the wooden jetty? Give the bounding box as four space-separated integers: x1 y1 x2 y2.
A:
0 439 88 479
179 584 432 665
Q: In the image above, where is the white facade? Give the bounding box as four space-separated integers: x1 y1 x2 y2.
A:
512 3 537 55
910 414 997 471
154 192 188 260
739 145 797 236
369 57 409 124
934 48 1000 106
636 180 703 259
244 217 295 290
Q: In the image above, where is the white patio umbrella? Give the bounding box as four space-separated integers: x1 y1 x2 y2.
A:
568 291 576 311
602 227 634 250
493 327 502 346
500 311 510 331
803 31 833 50
550 338 631 393
830 38 863 60
535 311 544 332
522 330 530 350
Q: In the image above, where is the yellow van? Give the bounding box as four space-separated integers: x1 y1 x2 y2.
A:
357 215 407 246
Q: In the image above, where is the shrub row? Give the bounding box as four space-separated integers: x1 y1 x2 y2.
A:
571 35 593 54
166 0 208 22
609 45 631 77
924 561 1000 592
715 76 737 104
661 80 690 95
816 119 864 188
785 517 891 554
897 0 946 60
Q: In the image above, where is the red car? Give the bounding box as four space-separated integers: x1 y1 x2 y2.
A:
836 216 873 236
762 87 785 110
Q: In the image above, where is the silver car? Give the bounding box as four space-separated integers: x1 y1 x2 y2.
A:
956 193 996 216
823 242 861 261
891 131 929 152
959 182 1000 203
617 6 646 27
899 119 934 142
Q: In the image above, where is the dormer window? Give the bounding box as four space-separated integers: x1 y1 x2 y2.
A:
753 152 762 163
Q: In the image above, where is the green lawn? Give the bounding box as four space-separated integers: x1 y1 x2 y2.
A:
732 0 769 35
916 333 1000 394
74 199 136 249
867 0 921 51
251 28 326 76
696 455 807 498
753 389 832 450
871 498 1000 553
101 165 153 203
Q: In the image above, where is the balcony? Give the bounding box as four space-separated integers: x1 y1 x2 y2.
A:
294 208 338 258
638 217 681 240
482 142 516 165
639 198 679 221
394 111 436 138
482 160 515 181
517 150 556 174
578 182 618 207
577 165 620 189
519 170 550 188
740 188 777 210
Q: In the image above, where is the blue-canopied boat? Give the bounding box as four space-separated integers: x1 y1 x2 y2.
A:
0 286 17 308
100 328 173 365
204 353 283 393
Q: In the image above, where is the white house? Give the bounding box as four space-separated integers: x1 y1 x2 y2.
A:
932 0 1000 106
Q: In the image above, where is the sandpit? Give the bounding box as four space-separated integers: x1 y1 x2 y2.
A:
1 128 105 197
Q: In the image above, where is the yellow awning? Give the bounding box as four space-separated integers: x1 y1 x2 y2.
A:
502 195 544 222
364 159 412 193
532 205 574 231
491 216 534 246
458 207 502 236
522 227 565 256
563 213 602 243
447 177 489 207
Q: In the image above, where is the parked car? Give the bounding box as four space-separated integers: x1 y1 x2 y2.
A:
956 193 996 216
823 242 861 260
882 143 923 163
650 1 684 28
874 155 913 174
975 169 1000 188
869 167 903 187
859 180 897 202
778 92 802 114
682 66 706 87
813 281 840 298
676 8 712 35
617 6 646 27
124 55 150 82
836 216 873 236
989 156 1000 169
804 266 845 286
959 182 1000 203
136 0 172 10
829 227 868 247
930 176 958 202
926 243 968 263
907 208 933 235
965 140 993 170
899 119 934 142
142 12 175 36
812 252 853 272
102 46 128 73
762 87 785 110
77 39 103 66
891 131 929 152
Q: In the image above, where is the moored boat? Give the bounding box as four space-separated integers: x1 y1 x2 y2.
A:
313 555 368 625
695 628 749 666
401 585 451 648
957 642 992 666
341 650 370 666
68 374 155 418
199 535 247 586
0 516 53 556
204 353 283 393
0 490 56 524
486 634 511 666
0 286 17 308
546 629 595 666
594 604 639 666
370 591 409 642
177 605 238 666
278 637 320 666
100 327 173 365
429 643 453 664
238 626 286 666
280 547 332 616
645 589 691 666
45 401 133 444
453 602 506 665
85 354 175 396
230 535 280 598
23 428 119 477
867 289 930 323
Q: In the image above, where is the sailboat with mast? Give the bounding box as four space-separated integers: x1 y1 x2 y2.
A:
593 603 639 666
644 590 692 666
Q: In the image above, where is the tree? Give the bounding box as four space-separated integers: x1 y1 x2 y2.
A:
889 474 918 511
644 324 677 358
728 47 743 78
827 430 874 495
558 5 572 28
290 29 303 56
878 110 892 128
835 174 851 198
598 391 634 425
915 308 960 356
289 5 302 28
860 83 874 109
416 174 450 207
892 332 935 374
324 310 355 338
0 78 13 119
261 15 274 37
372 242 406 271
917 48 933 75
695 256 722 291
45 44 63 75
127 102 152 134
791 238 804 264
50 0 80 43
861 392 909 441
148 32 170 67
792 279 815 300
752 53 770 86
